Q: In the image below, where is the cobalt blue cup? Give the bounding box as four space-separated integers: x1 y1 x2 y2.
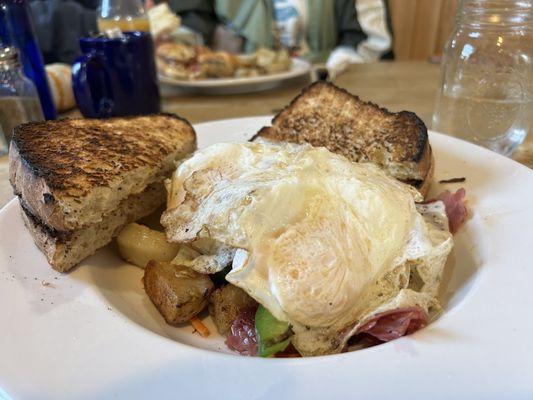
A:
72 32 160 118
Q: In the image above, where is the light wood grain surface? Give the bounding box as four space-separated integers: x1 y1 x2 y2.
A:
1 61 531 209
389 0 458 60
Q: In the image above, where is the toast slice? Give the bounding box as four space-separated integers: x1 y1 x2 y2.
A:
9 114 196 231
252 82 433 196
19 182 165 272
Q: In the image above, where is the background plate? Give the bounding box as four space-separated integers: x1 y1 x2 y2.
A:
159 59 311 95
1 117 532 399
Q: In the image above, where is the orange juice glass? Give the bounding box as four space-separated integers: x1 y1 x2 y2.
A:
98 0 150 33
97 17 150 33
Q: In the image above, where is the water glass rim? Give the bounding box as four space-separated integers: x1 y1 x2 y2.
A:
457 0 533 28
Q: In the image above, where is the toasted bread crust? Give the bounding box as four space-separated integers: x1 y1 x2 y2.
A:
252 82 433 195
10 113 196 231
11 113 193 192
417 150 434 197
10 141 67 231
416 144 434 197
20 182 165 272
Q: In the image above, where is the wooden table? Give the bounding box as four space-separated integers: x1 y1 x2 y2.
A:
0 61 531 208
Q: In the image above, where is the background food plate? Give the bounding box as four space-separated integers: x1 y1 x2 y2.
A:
1 116 532 400
158 58 311 95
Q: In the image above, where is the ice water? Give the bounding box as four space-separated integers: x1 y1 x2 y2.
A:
433 91 532 156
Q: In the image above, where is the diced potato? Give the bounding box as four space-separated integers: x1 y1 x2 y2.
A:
144 260 214 324
264 62 287 74
209 284 257 336
235 53 257 68
117 223 180 268
264 50 292 74
255 48 276 68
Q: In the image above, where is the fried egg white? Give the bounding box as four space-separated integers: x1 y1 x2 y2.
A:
162 142 453 356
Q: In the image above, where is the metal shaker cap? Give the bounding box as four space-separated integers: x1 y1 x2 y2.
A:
0 46 20 67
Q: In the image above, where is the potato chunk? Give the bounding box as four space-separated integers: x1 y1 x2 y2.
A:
117 223 180 268
144 261 214 325
209 284 257 336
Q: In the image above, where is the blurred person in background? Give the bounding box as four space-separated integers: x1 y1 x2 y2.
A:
28 0 97 64
168 0 394 76
25 0 393 76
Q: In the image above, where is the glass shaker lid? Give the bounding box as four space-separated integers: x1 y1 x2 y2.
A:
0 46 20 67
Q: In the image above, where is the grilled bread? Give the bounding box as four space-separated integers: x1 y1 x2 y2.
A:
10 114 197 272
252 82 433 196
10 114 196 231
20 183 165 272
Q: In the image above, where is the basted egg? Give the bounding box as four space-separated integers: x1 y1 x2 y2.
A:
162 142 453 356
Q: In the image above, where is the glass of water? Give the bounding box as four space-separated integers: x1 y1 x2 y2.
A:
432 0 532 156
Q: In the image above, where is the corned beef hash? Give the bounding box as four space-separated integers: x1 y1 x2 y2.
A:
116 83 468 357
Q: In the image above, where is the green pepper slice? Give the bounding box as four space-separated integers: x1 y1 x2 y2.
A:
255 305 291 357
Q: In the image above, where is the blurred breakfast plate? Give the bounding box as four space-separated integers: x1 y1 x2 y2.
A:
1 116 533 399
158 58 311 95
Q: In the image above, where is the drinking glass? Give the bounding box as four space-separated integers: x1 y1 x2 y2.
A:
432 0 533 156
97 0 150 33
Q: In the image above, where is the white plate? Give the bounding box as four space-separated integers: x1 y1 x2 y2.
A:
1 116 533 400
158 58 311 95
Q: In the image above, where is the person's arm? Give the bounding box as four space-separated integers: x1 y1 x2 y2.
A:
166 0 217 45
327 0 393 76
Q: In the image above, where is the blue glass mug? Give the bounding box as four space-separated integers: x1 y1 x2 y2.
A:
72 32 160 118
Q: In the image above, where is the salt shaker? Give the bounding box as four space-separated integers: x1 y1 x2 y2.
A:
432 0 532 156
0 46 44 154
0 0 56 120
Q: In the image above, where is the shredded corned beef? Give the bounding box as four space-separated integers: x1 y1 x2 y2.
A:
428 188 468 233
356 306 428 342
225 307 258 356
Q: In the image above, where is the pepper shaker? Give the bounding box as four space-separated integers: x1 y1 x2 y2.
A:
0 46 44 154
